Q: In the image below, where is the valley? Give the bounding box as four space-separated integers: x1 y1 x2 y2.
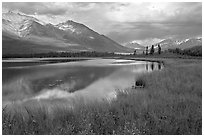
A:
2 2 202 135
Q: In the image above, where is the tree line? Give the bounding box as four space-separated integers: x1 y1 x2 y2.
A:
168 46 202 56
133 44 161 55
134 44 201 57
2 51 118 58
3 44 200 58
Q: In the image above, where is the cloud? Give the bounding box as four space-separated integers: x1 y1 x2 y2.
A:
2 2 202 45
3 2 69 15
107 21 202 45
105 2 202 44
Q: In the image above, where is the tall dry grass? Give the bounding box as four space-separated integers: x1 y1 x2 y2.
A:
2 59 202 135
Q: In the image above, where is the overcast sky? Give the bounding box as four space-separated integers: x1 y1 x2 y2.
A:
2 2 202 46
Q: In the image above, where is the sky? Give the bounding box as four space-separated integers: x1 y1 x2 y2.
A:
2 2 202 46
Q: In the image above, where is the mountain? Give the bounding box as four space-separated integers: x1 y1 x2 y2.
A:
123 41 145 50
2 11 46 37
155 38 202 51
2 11 131 55
178 38 202 50
155 39 182 50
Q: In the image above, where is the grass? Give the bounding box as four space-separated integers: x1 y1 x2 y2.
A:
2 58 202 135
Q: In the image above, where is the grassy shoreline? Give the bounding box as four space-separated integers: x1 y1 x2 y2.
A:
2 57 202 135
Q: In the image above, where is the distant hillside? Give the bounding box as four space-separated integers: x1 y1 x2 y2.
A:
168 45 202 56
178 38 202 50
183 46 202 56
155 39 181 50
155 38 202 51
123 41 145 49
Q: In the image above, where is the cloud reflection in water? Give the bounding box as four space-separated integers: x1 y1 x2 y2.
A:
2 59 163 111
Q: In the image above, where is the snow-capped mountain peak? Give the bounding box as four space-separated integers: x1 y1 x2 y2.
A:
130 40 139 44
155 37 202 50
56 24 75 32
2 11 131 54
55 20 84 34
123 41 145 49
2 11 47 37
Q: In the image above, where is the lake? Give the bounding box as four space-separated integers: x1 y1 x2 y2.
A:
2 58 163 112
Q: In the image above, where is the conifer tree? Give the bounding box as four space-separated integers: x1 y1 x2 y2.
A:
158 44 161 54
146 46 148 55
150 45 154 54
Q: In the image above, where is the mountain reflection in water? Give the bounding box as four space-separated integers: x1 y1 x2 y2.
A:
2 58 163 110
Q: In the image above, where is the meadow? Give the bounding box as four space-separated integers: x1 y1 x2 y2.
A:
2 57 202 135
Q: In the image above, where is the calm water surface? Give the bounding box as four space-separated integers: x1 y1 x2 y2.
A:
2 58 162 110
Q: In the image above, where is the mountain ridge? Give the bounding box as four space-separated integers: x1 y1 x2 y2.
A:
155 38 202 51
123 41 145 50
123 37 202 51
2 11 131 55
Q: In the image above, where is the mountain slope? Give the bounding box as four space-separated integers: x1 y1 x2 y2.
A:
183 46 202 56
54 20 131 52
2 11 131 55
155 39 181 50
123 41 145 50
155 38 202 51
178 38 202 50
